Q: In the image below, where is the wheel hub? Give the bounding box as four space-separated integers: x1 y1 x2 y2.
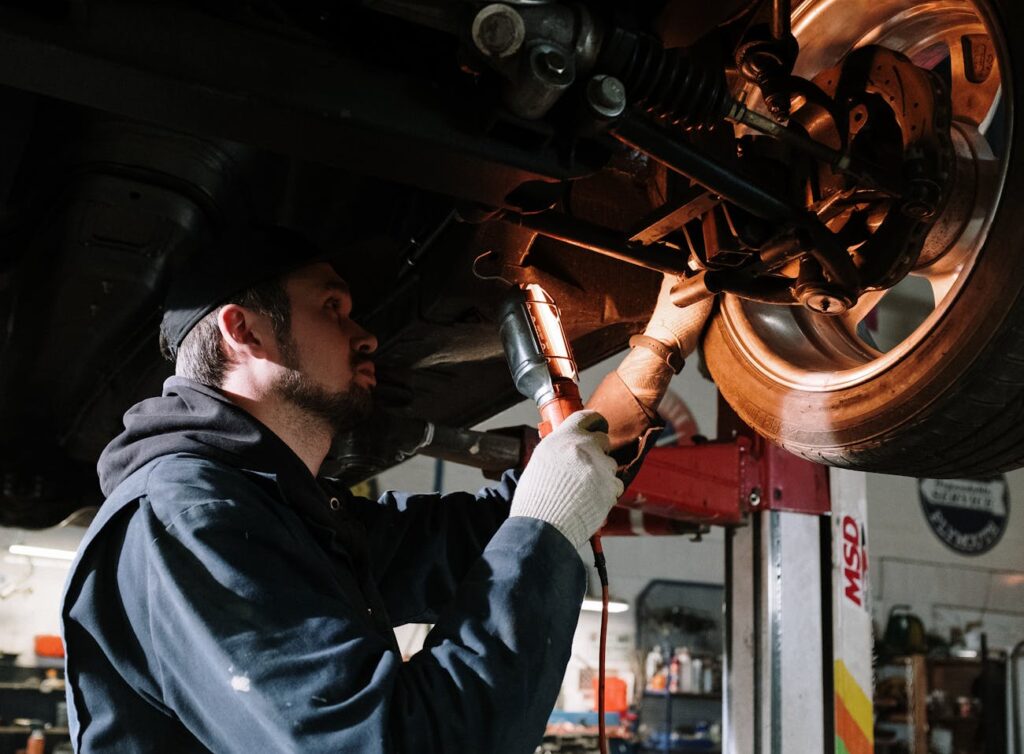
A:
716 0 1008 391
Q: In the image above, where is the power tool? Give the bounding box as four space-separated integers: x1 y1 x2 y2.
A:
499 283 612 754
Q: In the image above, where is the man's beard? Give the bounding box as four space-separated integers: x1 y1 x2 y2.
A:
272 337 373 436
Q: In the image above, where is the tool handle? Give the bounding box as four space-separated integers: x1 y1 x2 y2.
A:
537 383 585 437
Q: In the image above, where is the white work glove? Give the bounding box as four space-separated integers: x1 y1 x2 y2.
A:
510 410 624 550
643 273 715 359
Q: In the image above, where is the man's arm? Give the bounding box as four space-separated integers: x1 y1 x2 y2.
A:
108 413 619 754
342 471 517 625
589 274 714 439
129 473 584 754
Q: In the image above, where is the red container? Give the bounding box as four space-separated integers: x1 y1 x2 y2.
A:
34 634 64 658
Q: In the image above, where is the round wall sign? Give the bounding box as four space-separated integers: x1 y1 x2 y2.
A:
918 476 1009 555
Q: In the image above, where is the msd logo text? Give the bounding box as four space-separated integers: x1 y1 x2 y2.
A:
841 515 867 609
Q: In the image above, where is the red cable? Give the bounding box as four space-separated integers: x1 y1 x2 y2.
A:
591 534 609 754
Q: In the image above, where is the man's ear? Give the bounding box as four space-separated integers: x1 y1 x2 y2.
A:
217 304 271 360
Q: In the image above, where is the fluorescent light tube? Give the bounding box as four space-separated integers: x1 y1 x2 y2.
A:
8 545 76 561
581 598 629 613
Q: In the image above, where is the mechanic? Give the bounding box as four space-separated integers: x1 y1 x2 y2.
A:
61 226 711 753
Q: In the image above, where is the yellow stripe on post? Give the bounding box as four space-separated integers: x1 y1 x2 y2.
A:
834 659 873 745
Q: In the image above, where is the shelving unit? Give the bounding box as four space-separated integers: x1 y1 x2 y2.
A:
643 691 721 702
874 653 1007 754
636 581 724 754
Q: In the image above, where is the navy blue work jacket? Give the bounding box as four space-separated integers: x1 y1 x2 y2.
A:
61 378 586 753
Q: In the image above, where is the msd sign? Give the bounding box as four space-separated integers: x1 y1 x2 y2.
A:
841 514 868 609
831 469 873 754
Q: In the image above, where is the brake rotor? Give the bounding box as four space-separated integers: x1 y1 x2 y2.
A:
790 45 955 293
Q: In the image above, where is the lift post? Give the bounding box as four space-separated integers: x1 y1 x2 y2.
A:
613 398 873 754
396 391 875 753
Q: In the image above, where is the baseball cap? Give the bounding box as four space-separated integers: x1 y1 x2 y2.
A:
159 225 337 360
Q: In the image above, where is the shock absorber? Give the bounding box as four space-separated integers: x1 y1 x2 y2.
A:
597 27 731 131
596 26 850 172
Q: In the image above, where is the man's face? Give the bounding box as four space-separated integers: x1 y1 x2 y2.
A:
269 263 377 434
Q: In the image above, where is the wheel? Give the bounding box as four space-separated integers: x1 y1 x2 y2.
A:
704 0 1023 476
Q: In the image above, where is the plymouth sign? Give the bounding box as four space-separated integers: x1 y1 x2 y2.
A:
918 476 1009 555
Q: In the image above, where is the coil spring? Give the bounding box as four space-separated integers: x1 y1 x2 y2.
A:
602 29 730 130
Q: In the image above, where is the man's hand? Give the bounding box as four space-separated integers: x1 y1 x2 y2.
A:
510 410 623 550
643 274 714 360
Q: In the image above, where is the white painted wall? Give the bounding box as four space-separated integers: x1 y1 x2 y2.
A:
867 469 1024 651
0 526 80 664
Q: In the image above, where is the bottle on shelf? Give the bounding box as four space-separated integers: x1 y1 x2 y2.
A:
644 645 664 691
702 659 715 694
675 647 693 693
668 650 681 694
26 729 45 754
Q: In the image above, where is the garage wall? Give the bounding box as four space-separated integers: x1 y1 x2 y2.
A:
866 469 1024 650
0 527 79 663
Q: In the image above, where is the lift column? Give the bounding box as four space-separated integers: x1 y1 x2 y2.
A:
613 396 875 754
403 392 877 754
724 453 873 754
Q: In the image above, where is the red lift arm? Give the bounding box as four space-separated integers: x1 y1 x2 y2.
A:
601 397 831 535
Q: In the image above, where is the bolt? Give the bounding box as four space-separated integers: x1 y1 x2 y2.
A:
902 183 938 220
804 292 848 315
749 488 762 507
529 45 574 88
540 48 568 76
471 4 525 59
586 75 626 119
795 282 854 316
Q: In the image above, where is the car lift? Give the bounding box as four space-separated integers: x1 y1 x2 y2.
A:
603 395 874 754
401 390 874 754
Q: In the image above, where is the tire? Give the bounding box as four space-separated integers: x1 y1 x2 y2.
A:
705 0 1024 477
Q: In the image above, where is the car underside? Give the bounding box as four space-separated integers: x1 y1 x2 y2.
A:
0 0 1018 528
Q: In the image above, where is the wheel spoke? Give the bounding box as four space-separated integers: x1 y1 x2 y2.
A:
842 287 891 328
914 225 976 305
911 121 1000 305
946 31 1001 130
922 269 960 306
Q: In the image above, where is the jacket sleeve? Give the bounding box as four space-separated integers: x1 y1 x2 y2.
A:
133 472 581 754
341 470 518 625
